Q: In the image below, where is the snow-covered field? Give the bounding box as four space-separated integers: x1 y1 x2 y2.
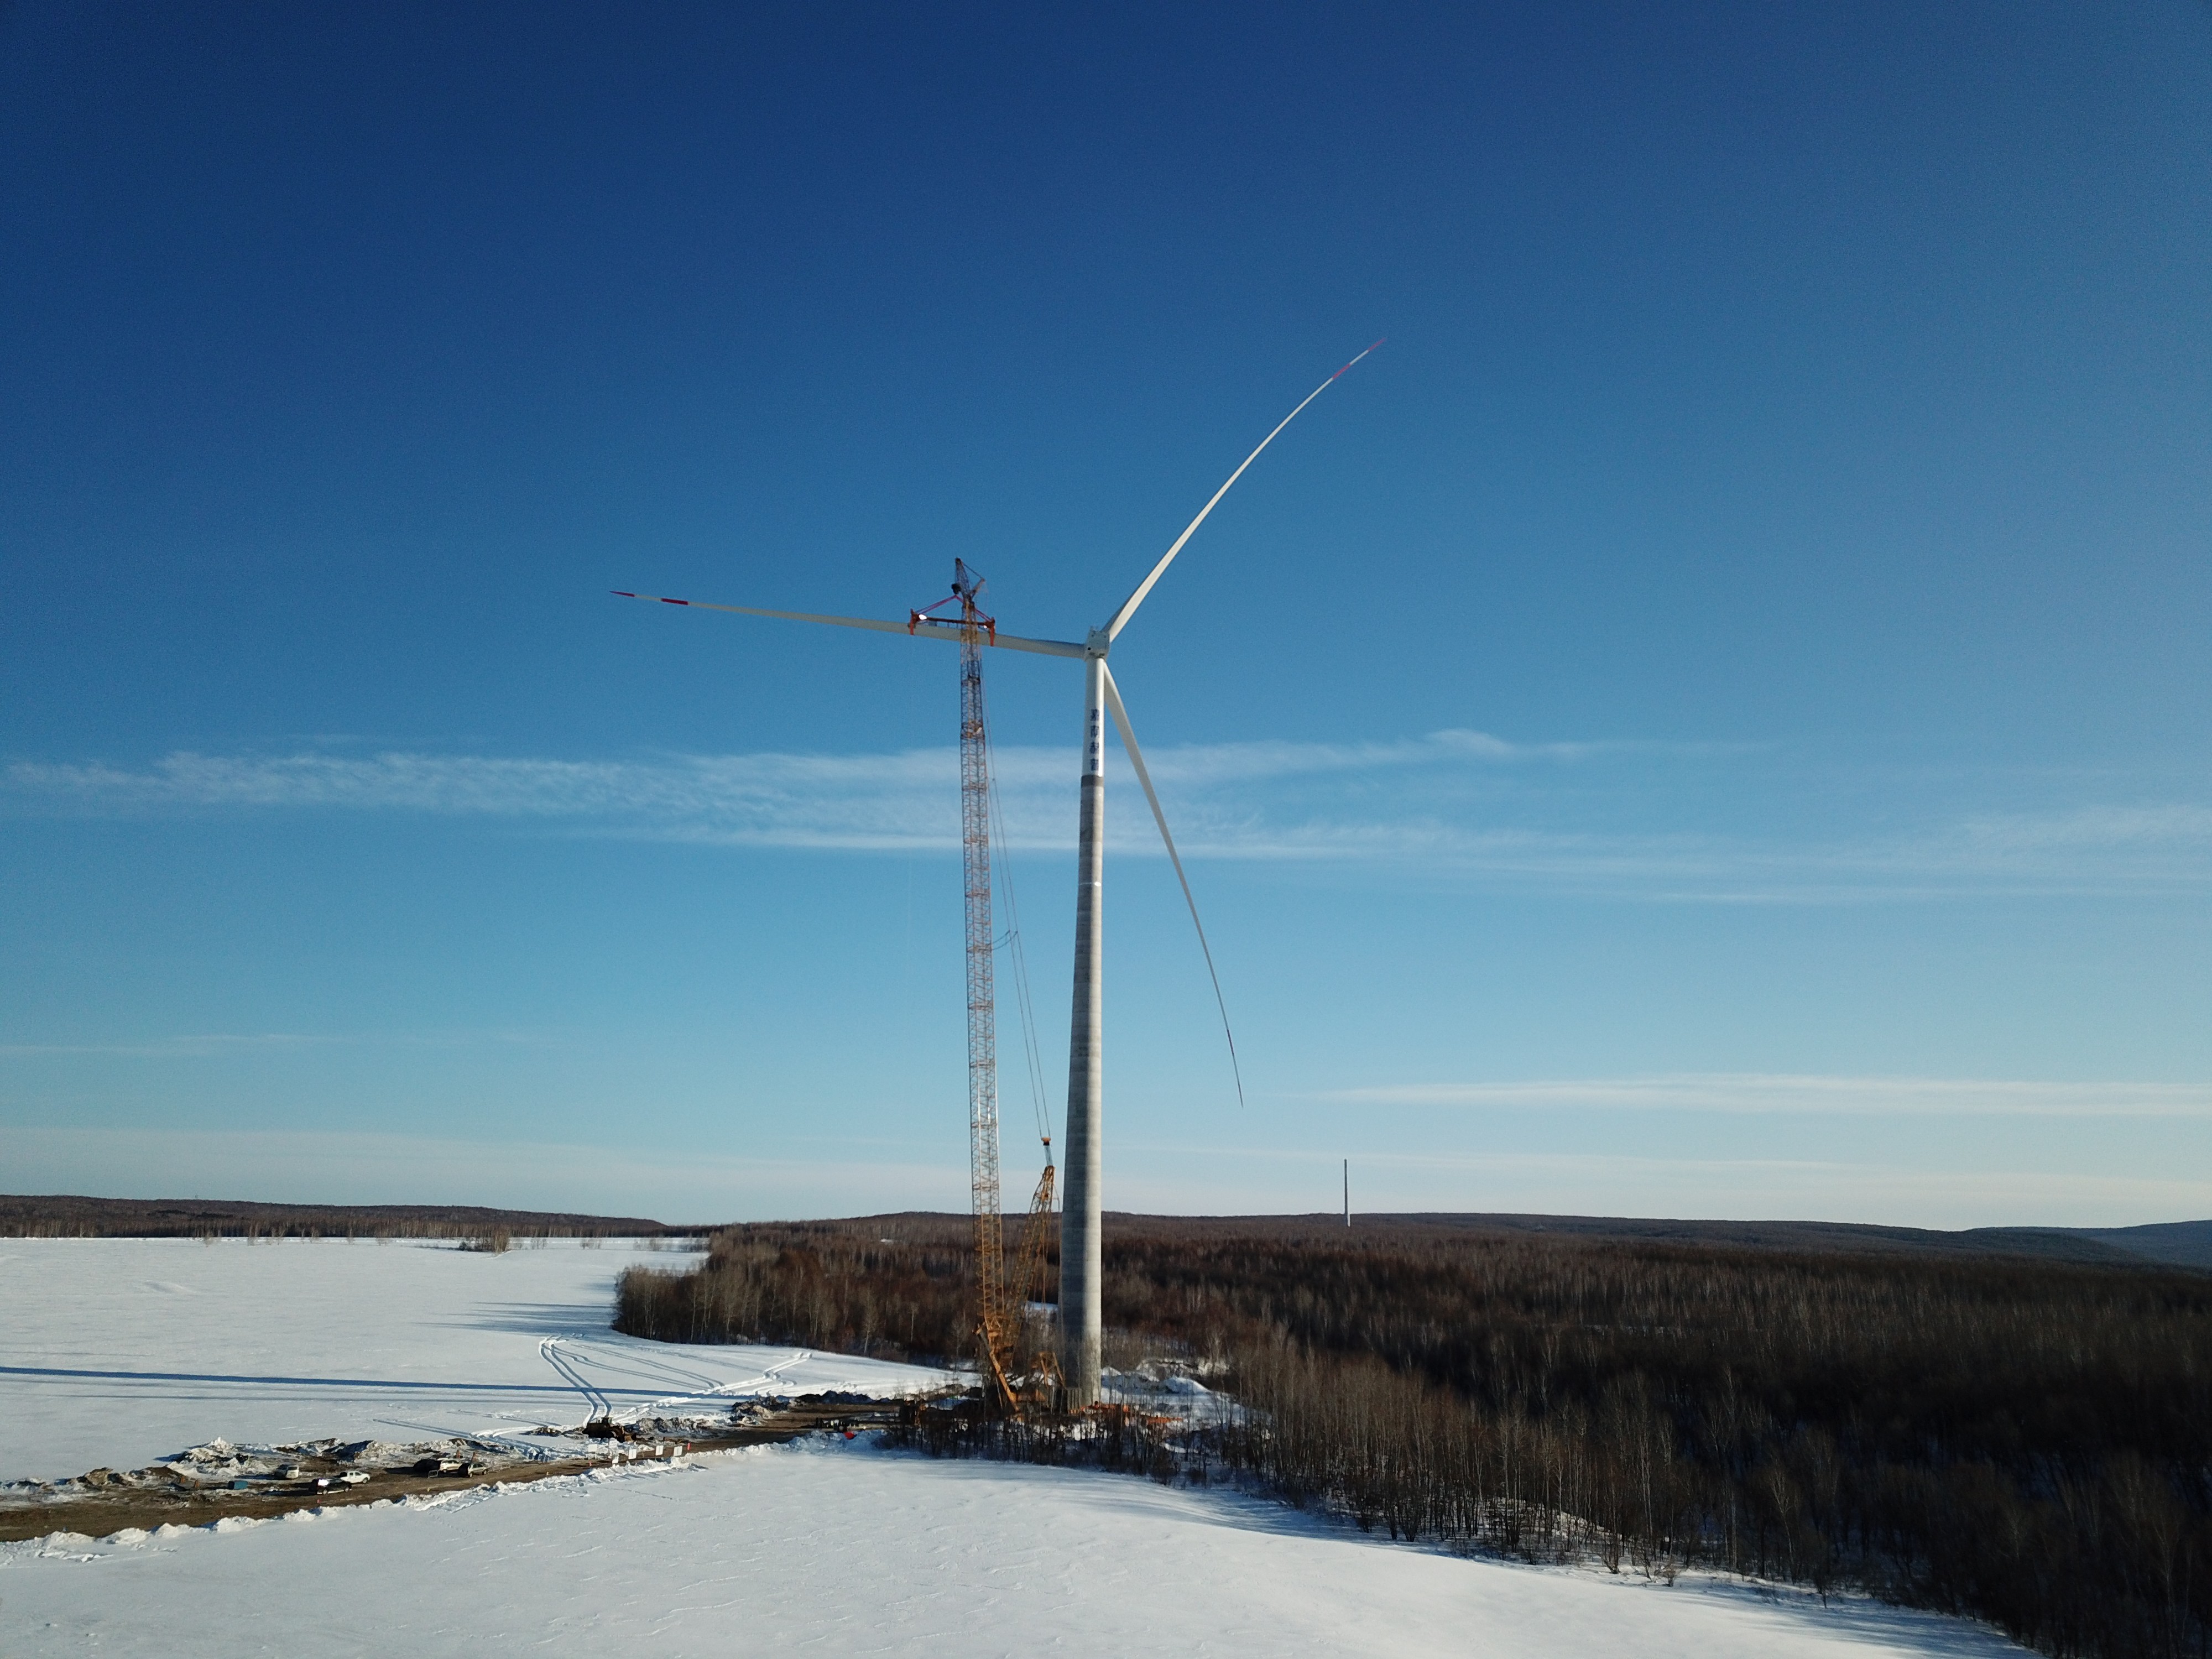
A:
0 1238 2027 1656
7 1442 2027 1658
0 1237 950 1483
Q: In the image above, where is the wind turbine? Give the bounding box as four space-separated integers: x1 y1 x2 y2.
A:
616 341 1380 1406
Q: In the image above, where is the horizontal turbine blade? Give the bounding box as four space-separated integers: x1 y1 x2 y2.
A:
1100 664 1244 1109
1103 338 1384 644
612 592 1086 659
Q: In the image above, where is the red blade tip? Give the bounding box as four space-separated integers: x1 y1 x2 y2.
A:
1331 339 1385 380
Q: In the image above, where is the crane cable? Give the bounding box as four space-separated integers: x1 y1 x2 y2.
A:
978 686 1053 1152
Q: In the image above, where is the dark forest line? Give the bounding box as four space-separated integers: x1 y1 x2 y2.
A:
18 1196 2205 1267
619 1214 2212 1659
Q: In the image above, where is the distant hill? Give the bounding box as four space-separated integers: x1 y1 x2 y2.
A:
2033 1220 2212 1270
9 1196 2206 1269
1088 1212 2194 1274
1100 1210 2166 1266
1384 1213 2212 1271
787 1208 2211 1271
1382 1212 2157 1265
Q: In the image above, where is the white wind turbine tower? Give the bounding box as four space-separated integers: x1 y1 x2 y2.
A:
617 342 1380 1406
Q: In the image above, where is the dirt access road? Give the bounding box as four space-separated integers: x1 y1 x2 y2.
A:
0 1400 898 1544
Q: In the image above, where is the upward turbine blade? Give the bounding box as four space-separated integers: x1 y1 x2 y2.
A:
1103 340 1384 643
1100 664 1245 1109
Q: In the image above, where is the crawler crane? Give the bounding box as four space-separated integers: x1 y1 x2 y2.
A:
915 561 1061 1414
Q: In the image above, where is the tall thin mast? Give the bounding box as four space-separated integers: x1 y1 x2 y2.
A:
1060 651 1107 1406
956 561 1006 1380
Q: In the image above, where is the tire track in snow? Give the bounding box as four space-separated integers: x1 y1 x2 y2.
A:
535 1340 816 1423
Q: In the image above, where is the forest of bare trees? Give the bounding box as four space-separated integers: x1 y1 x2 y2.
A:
617 1214 2212 1659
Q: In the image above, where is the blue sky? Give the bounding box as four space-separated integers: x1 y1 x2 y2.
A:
3 2 2208 1225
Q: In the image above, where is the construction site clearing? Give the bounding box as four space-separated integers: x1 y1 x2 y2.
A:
0 1368 1226 1547
0 1392 902 1545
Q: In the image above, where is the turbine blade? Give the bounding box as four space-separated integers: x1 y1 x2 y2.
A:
613 592 1086 659
1100 664 1245 1109
979 630 1091 661
1103 340 1384 643
614 592 916 637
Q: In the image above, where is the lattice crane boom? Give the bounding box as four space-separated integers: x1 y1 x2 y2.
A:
931 558 1059 1414
950 561 1008 1395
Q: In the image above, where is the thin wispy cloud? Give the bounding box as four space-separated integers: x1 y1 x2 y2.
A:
1128 729 1594 782
0 733 1573 852
1952 805 2212 854
7 737 2208 899
1329 1073 2212 1118
3 728 1567 811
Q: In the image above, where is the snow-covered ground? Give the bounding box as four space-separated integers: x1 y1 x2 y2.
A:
0 1238 2027 1656
5 1439 2026 1657
0 1237 951 1484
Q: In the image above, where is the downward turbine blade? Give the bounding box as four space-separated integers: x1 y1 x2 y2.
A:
613 592 1086 659
1103 339 1384 643
1100 664 1245 1109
